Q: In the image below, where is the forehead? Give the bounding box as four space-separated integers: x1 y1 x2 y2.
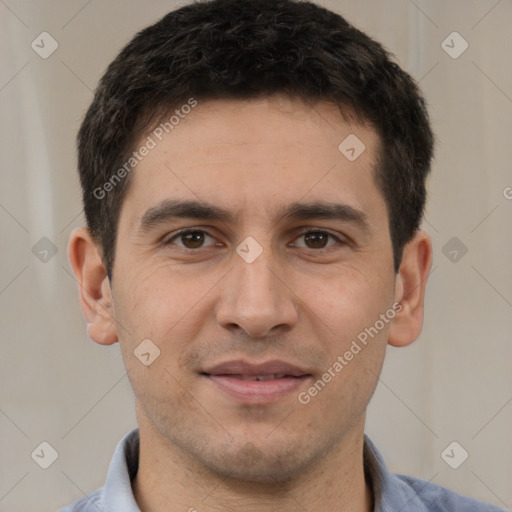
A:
119 96 385 232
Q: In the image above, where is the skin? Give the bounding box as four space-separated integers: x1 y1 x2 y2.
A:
68 95 432 512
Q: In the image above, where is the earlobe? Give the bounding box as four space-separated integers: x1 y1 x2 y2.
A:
67 227 118 345
388 230 432 348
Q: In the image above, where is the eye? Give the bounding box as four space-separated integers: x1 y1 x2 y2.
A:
162 228 346 252
164 229 218 250
292 230 343 250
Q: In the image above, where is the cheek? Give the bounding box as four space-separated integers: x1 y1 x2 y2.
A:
310 318 389 418
307 265 392 329
112 264 216 373
114 272 204 406
114 262 191 332
306 268 394 396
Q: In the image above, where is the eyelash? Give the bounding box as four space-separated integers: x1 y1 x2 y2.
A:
162 228 347 252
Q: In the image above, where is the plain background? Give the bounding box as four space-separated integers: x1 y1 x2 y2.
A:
1 1 511 510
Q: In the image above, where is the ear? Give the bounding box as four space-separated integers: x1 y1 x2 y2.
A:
388 229 432 348
67 227 118 345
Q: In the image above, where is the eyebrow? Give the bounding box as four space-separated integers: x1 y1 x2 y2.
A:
137 199 370 235
138 199 237 234
275 201 369 230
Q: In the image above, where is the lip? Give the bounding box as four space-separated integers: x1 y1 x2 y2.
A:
201 359 312 404
202 359 311 377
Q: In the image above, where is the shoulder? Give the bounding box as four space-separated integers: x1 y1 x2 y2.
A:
363 435 506 512
58 488 103 512
58 428 139 512
395 473 507 512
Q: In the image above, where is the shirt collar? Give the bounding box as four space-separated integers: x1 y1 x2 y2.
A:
102 427 141 511
363 433 429 512
102 428 428 511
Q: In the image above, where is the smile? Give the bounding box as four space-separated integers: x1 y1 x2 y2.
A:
202 373 311 404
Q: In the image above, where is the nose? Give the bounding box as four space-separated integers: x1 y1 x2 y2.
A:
215 247 299 338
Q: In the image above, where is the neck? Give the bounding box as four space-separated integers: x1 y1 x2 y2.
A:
132 416 373 512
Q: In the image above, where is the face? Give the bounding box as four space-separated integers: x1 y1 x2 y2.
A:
109 96 400 482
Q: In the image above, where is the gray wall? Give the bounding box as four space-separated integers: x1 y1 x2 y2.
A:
1 1 511 510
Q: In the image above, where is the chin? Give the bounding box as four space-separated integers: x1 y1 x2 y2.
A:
197 439 322 485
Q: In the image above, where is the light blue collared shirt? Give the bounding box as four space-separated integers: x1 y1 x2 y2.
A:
60 428 507 511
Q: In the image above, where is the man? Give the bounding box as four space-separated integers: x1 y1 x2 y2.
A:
63 0 505 510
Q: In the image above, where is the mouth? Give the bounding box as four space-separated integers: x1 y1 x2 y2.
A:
206 373 303 381
200 360 313 403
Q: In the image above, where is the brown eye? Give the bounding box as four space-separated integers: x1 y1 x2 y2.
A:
304 231 330 249
181 231 206 249
294 230 340 250
165 229 217 250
